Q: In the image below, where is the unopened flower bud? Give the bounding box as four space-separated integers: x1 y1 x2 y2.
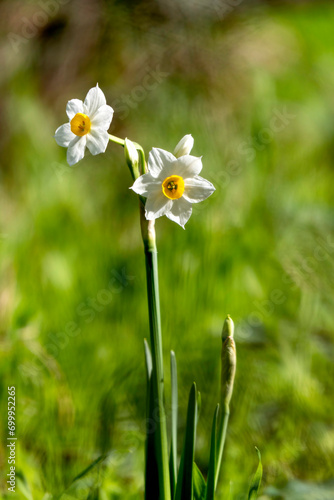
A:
221 315 236 407
173 134 194 158
124 138 139 169
222 314 234 342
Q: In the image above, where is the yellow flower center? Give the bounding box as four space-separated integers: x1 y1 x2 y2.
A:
70 113 91 136
162 175 185 200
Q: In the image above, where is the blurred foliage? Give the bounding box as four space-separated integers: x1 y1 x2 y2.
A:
1 0 334 498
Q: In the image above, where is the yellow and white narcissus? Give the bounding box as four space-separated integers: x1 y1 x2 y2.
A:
131 143 215 228
54 84 113 166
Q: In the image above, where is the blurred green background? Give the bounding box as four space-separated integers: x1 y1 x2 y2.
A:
1 0 334 498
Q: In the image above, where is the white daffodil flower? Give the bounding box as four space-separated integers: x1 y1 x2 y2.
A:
131 147 215 228
54 84 114 166
173 134 194 158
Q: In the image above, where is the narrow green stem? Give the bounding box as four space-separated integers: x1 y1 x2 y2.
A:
215 402 230 490
115 137 169 497
140 202 170 500
108 134 125 146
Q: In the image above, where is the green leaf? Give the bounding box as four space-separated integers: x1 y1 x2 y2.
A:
16 471 33 500
144 339 152 381
170 350 178 499
205 404 219 500
196 391 201 429
87 487 100 499
193 463 206 500
175 383 198 500
248 447 263 500
72 455 106 483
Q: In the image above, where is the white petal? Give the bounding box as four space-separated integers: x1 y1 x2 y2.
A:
66 99 84 120
131 173 161 197
173 134 194 158
90 104 114 129
54 123 74 147
67 136 86 166
84 84 106 116
145 191 173 220
183 176 215 203
86 128 109 155
166 198 192 228
177 155 203 178
148 148 176 178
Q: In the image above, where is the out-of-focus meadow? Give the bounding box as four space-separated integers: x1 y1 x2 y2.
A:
1 0 334 498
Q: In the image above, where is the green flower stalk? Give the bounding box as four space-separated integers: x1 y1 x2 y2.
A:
140 208 171 500
123 144 170 500
215 315 236 489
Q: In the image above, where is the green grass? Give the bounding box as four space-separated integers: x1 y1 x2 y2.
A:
1 2 334 498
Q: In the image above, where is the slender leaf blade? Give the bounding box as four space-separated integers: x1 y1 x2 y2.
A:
170 350 178 499
71 455 106 483
16 471 33 500
248 447 263 500
205 404 219 500
144 339 152 381
193 463 206 500
175 382 198 500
